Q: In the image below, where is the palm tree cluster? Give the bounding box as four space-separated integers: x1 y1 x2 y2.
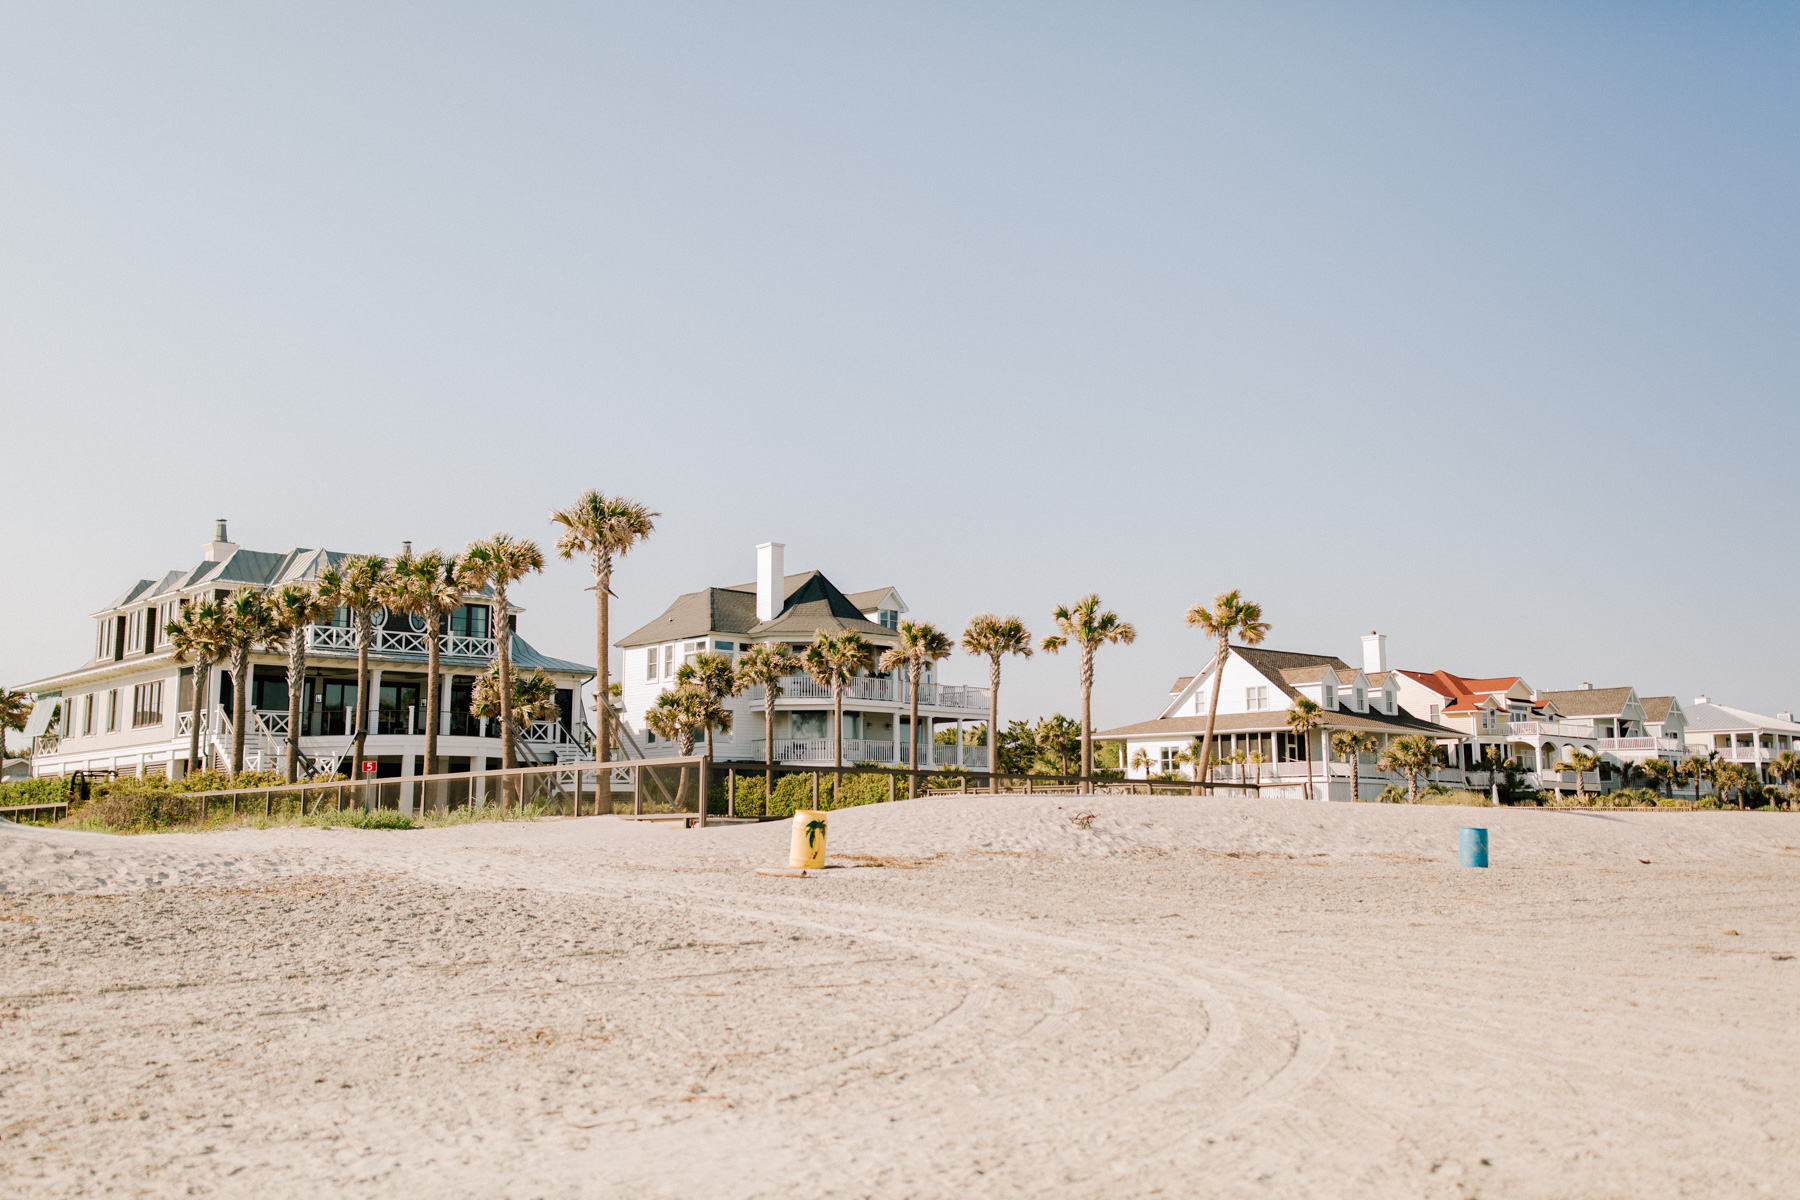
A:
0 687 32 763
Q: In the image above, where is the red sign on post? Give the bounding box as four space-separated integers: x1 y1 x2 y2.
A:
362 761 376 775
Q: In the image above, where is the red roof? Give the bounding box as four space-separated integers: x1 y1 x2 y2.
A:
1397 670 1524 713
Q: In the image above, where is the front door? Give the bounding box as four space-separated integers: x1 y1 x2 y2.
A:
379 681 422 735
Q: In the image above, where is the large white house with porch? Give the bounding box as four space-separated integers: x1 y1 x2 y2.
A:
615 542 989 768
1682 697 1800 782
19 521 594 782
1096 632 1468 799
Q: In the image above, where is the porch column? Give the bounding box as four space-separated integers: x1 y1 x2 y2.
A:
367 668 383 748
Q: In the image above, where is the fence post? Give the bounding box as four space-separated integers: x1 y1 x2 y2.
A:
727 768 735 819
811 770 820 810
573 768 584 818
698 757 710 828
888 772 897 804
633 764 642 816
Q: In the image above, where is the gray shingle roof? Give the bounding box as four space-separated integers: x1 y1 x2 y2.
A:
1536 687 1635 717
617 571 892 648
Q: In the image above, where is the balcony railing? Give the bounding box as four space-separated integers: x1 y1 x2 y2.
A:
1508 720 1597 741
1594 736 1684 756
741 675 990 710
305 625 498 661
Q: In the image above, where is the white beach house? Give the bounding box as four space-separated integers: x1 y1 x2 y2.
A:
1682 697 1800 782
615 542 989 768
20 521 594 782
1096 632 1468 799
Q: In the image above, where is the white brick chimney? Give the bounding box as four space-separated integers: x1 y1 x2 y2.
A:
756 542 785 622
1361 631 1386 674
202 518 238 563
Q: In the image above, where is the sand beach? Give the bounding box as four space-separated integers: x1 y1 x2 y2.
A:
3 795 1797 1198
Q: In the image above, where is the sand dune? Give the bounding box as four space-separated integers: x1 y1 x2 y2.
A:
3 797 1797 1197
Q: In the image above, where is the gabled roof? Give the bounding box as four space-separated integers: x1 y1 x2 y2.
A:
1169 675 1195 695
1537 687 1636 718
1395 669 1530 713
843 586 905 614
1640 696 1679 723
1682 702 1800 734
617 570 893 648
1097 706 1461 741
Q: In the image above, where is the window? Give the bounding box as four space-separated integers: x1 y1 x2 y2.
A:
683 640 705 667
662 645 674 678
645 648 659 682
132 682 164 728
1159 746 1184 774
145 605 161 653
82 693 95 736
1324 684 1336 707
449 605 490 639
1354 687 1365 711
878 610 899 630
1429 704 1440 723
106 689 120 732
714 640 734 651
1245 686 1269 711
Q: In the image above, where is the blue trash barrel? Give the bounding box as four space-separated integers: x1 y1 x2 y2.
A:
1460 826 1489 868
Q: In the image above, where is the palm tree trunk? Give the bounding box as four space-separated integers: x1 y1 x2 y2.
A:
495 583 515 816
988 658 1001 795
352 616 372 789
1198 635 1226 794
230 643 250 777
285 636 306 785
1301 731 1312 801
595 556 611 765
424 612 442 814
764 692 776 808
832 685 844 801
1078 646 1094 792
187 660 208 776
908 676 920 799
1408 769 1420 804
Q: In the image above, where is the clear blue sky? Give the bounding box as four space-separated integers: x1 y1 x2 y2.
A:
3 3 1796 727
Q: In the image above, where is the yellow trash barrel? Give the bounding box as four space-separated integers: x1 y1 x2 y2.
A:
789 809 828 869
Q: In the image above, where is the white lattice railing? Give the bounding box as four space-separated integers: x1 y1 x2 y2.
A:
741 675 990 710
306 625 499 660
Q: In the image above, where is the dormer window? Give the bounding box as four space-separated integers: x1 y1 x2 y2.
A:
877 609 899 629
1324 683 1337 708
1354 687 1365 711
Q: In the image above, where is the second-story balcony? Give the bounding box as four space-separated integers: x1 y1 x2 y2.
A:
1594 735 1685 759
740 674 990 711
306 624 498 661
1507 720 1598 741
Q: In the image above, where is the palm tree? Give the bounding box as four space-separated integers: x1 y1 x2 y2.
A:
1677 754 1711 804
469 663 562 815
1770 749 1800 790
804 631 876 793
676 652 739 763
550 490 658 766
961 614 1032 791
1555 748 1602 804
317 555 391 783
1129 747 1154 778
266 583 330 783
645 683 713 813
220 587 277 776
1331 731 1377 802
1042 595 1138 789
1184 591 1270 794
166 600 229 776
735 643 797 798
1476 745 1514 801
1612 757 1642 792
1246 749 1266 790
0 688 31 765
1378 734 1439 804
1639 757 1676 800
1285 696 1325 800
1714 759 1752 809
881 621 954 794
1034 714 1082 777
382 549 464 792
458 534 545 772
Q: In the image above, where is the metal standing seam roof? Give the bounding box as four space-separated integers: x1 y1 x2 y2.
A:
1681 702 1800 734
1096 708 1462 740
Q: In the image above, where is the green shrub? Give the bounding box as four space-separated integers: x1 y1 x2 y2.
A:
1418 789 1492 807
1378 785 1408 803
0 778 72 808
